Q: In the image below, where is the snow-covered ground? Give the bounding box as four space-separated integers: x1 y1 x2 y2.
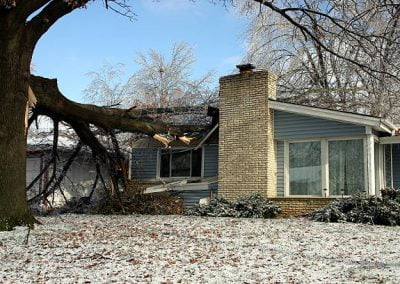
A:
1 215 400 283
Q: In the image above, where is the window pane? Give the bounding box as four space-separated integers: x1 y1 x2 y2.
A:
191 149 202 177
160 150 170 178
171 150 190 177
289 141 321 195
385 145 392 188
329 140 364 195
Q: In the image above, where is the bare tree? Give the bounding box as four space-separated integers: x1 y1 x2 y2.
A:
83 62 133 107
239 0 400 120
129 42 218 108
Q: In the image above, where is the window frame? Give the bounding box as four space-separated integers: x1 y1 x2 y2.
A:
284 136 367 197
157 146 204 179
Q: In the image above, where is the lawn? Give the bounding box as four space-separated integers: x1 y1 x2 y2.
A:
0 214 399 283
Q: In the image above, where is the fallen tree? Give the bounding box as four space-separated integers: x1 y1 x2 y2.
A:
26 76 208 215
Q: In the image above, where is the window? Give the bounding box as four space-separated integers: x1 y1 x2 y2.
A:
160 148 202 178
328 139 364 195
289 141 321 195
384 144 393 188
286 138 366 196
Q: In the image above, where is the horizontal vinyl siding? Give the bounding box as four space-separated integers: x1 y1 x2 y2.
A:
209 182 218 191
392 144 400 189
274 110 365 140
131 149 158 180
203 145 218 177
173 189 213 210
276 141 284 197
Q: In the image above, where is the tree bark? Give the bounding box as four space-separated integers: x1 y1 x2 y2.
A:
30 76 204 136
0 30 36 230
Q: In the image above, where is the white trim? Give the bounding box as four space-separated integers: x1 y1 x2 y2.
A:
269 100 397 134
321 139 329 197
366 134 375 195
379 136 400 144
365 126 372 135
377 144 384 195
363 138 368 194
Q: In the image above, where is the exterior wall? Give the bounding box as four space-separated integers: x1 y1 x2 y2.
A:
392 144 400 188
203 145 218 177
27 153 101 206
274 110 365 140
131 148 158 180
131 145 219 180
218 70 277 200
274 109 368 197
173 188 218 210
271 197 336 216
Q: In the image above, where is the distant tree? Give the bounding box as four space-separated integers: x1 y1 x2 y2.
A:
240 0 400 120
83 43 218 109
129 42 218 108
83 62 133 107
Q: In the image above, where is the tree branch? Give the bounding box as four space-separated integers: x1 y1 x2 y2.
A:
25 0 90 46
30 75 205 136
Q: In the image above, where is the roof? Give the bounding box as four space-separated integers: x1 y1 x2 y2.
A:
268 99 397 134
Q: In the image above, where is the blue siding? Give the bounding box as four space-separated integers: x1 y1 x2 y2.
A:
203 145 218 177
131 148 158 180
173 189 217 210
392 144 400 189
274 110 365 139
276 141 284 197
209 182 218 191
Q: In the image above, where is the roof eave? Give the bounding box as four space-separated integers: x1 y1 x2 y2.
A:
269 100 396 134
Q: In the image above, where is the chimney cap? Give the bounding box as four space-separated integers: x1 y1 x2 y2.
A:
236 63 255 73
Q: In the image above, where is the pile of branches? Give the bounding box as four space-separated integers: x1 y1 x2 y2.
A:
309 188 400 226
188 193 281 218
91 192 185 215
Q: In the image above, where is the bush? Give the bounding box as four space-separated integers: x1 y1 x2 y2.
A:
91 192 185 215
187 193 282 218
309 188 400 226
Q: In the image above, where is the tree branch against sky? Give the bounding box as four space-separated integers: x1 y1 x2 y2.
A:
239 0 400 79
239 0 400 119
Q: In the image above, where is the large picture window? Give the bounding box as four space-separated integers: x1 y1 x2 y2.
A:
329 139 364 195
289 141 321 195
286 138 366 196
160 149 202 178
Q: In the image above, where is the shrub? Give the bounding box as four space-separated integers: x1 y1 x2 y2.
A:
188 192 281 218
91 192 185 215
309 188 400 226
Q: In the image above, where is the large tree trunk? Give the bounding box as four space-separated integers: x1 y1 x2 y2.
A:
0 31 36 230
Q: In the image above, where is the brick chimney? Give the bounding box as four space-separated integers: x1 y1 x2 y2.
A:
218 64 277 199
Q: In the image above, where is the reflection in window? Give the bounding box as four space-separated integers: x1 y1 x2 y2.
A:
385 144 393 188
160 149 202 178
289 141 321 195
329 139 364 195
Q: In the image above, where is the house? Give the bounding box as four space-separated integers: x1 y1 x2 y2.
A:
131 64 400 214
26 119 107 207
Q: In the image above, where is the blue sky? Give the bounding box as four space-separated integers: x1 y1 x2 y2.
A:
32 0 249 102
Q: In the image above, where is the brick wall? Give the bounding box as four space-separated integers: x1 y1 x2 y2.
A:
218 70 277 200
271 197 336 216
